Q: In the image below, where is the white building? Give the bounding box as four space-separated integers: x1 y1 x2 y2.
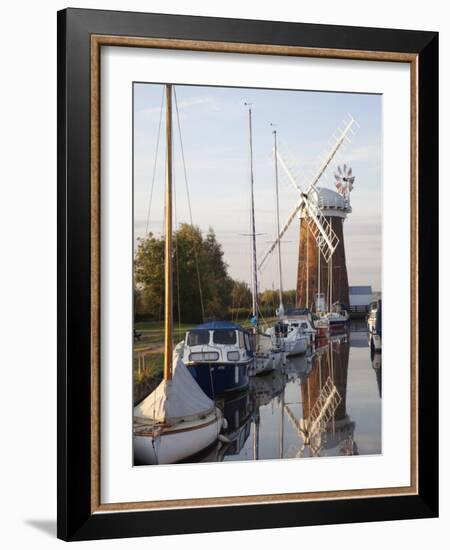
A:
349 286 373 314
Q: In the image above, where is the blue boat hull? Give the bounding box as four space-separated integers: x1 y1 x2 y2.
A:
187 362 250 398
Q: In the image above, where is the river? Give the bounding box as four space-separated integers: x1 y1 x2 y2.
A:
186 323 381 463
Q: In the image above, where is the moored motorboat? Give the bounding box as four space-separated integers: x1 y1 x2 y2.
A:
270 318 309 356
183 321 252 397
285 330 309 356
367 301 378 335
325 302 350 333
249 333 283 375
326 311 349 331
314 316 330 340
369 299 382 353
267 308 316 354
293 313 317 345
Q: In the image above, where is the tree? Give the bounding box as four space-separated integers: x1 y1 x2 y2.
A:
201 228 233 319
134 224 233 323
134 233 165 321
172 224 206 323
282 289 297 308
259 289 278 308
230 280 252 310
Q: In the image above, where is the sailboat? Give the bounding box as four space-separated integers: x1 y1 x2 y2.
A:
133 85 224 465
264 128 310 357
244 104 282 376
326 304 350 332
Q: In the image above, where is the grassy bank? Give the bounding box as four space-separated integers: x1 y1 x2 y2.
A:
133 317 278 390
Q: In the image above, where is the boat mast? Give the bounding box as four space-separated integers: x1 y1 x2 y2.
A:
163 84 173 380
273 129 284 317
306 226 309 309
317 236 321 314
246 104 258 332
330 248 333 312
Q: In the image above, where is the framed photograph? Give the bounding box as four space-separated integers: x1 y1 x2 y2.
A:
57 8 438 541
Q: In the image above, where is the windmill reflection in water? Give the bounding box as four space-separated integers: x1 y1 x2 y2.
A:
187 332 356 463
284 333 358 458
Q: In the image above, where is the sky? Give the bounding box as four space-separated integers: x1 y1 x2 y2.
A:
133 83 382 292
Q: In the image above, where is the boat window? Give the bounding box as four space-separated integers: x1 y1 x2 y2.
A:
212 329 237 345
244 332 252 351
187 330 210 346
239 331 244 348
301 323 309 329
275 323 288 336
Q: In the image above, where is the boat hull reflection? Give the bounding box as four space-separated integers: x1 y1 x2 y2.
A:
188 363 249 399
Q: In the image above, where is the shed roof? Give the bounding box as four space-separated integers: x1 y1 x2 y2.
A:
349 285 373 295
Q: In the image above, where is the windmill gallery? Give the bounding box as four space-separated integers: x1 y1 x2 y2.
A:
132 84 382 465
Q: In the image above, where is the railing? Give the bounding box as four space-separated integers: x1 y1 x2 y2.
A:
348 305 370 318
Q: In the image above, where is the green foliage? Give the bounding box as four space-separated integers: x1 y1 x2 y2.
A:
230 280 252 310
283 289 297 308
257 288 298 317
133 353 164 385
135 233 165 321
135 224 233 324
201 228 234 319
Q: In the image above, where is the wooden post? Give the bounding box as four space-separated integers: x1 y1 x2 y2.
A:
164 84 173 381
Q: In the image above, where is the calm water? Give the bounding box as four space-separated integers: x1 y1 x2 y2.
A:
189 323 381 463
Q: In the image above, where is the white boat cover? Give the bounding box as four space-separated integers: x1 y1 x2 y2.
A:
134 343 215 424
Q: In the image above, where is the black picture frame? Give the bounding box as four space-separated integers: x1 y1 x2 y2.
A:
57 7 438 541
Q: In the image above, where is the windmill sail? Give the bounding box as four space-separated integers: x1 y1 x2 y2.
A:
258 115 358 271
279 156 340 261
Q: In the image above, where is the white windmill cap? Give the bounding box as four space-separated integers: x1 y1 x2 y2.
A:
312 187 348 211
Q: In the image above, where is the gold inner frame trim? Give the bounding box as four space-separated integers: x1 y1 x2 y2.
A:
90 34 419 514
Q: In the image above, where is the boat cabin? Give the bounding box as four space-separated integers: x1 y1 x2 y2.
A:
272 316 316 348
275 318 313 336
184 321 253 365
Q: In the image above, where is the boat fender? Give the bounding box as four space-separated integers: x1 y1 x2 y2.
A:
222 418 228 430
218 434 231 444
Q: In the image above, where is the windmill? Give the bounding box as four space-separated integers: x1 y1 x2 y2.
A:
258 115 358 312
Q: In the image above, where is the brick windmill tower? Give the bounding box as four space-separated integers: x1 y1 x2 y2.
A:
258 115 358 314
297 167 354 311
